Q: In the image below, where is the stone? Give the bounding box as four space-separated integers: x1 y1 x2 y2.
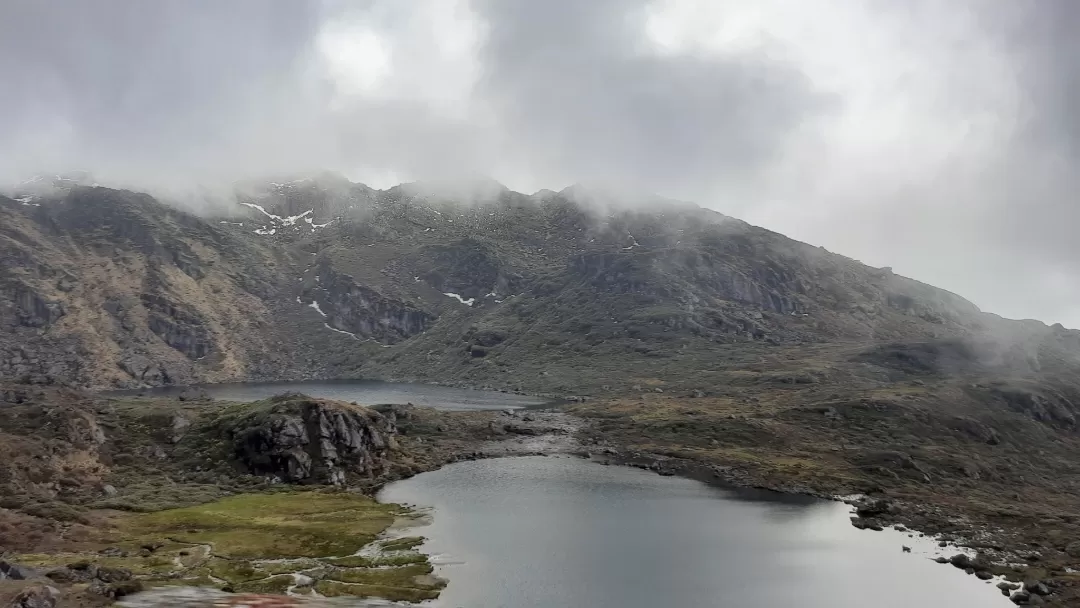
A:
976 570 993 580
948 553 974 570
102 484 117 497
170 413 192 443
1023 580 1050 596
855 498 893 518
177 388 209 402
0 561 30 581
95 566 133 583
89 578 143 599
43 569 76 584
1066 540 1080 558
8 584 60 608
1010 591 1030 605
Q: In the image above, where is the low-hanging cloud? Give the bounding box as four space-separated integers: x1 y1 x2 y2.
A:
1 0 1078 327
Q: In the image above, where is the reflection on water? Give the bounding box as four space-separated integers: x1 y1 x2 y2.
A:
108 380 547 411
379 456 1011 608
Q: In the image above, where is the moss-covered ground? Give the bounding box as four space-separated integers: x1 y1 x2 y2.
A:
14 490 443 603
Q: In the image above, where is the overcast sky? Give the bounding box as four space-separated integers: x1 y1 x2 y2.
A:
1 0 1078 327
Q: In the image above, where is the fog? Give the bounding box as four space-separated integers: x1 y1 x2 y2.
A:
1 0 1078 327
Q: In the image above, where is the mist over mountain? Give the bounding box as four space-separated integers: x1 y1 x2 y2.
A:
3 1 1080 328
2 176 1077 395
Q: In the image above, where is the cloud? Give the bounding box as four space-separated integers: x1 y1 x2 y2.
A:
0 0 1078 327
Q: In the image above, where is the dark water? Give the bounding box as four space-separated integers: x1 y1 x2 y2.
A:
379 457 1011 608
112 380 547 411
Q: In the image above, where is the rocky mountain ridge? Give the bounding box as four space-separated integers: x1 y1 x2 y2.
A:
1 176 1078 396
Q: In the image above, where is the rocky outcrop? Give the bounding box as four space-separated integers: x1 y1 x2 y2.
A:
416 237 523 301
306 266 432 344
139 294 213 360
225 394 398 485
10 284 65 328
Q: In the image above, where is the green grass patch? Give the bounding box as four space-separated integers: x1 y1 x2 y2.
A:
328 553 427 568
315 580 442 603
15 490 443 603
325 563 433 585
123 491 399 559
378 536 425 551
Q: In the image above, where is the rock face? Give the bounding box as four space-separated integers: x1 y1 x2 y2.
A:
225 394 398 485
304 265 432 344
5 179 1080 408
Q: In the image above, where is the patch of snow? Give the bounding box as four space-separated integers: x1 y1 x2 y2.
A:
324 323 358 339
254 227 276 235
623 232 640 250
414 276 421 282
443 292 475 306
486 291 497 298
240 202 283 222
281 209 313 226
308 300 327 317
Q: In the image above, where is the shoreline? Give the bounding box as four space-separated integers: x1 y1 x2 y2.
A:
371 450 1022 606
391 406 1054 604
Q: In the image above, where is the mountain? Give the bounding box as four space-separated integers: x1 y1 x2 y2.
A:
2 177 1078 395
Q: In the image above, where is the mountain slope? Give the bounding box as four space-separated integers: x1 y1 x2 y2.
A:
2 179 1078 395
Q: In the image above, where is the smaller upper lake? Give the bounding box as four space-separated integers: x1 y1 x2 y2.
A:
109 380 548 411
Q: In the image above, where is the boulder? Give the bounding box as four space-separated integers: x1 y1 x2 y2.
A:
976 570 993 580
8 584 60 608
88 579 143 599
1024 580 1050 596
1010 591 1031 605
948 554 974 570
95 566 133 583
0 561 31 581
177 388 209 402
855 498 893 518
1066 540 1080 558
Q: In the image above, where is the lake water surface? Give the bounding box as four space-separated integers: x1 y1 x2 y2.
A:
379 456 1011 608
115 380 547 411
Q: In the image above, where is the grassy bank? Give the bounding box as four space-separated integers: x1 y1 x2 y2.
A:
15 490 444 602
